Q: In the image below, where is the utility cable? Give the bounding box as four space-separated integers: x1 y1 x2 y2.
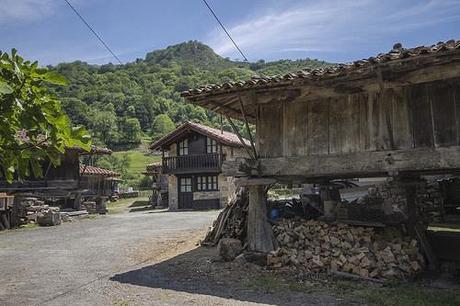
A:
63 0 123 65
201 0 249 62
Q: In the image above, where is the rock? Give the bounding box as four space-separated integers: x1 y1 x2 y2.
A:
37 210 61 226
304 250 313 259
267 254 281 266
359 268 369 278
330 260 339 272
218 238 243 261
410 261 421 272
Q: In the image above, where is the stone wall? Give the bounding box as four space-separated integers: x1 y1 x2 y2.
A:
377 177 443 224
223 146 248 161
218 174 237 208
168 175 178 211
193 191 220 200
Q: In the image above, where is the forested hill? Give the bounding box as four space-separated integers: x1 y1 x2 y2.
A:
50 41 331 150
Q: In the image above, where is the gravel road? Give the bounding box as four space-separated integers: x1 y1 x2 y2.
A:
0 204 348 306
0 206 220 305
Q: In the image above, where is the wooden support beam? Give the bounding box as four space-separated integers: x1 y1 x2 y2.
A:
222 147 460 179
225 114 256 160
239 96 258 159
247 184 277 253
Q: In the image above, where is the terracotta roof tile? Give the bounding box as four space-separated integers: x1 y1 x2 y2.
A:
80 165 120 177
150 121 251 150
182 40 460 99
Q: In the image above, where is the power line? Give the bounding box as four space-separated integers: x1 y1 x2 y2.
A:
63 0 123 65
201 0 249 62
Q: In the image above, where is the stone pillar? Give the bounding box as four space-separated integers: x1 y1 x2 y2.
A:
247 184 276 253
168 175 178 211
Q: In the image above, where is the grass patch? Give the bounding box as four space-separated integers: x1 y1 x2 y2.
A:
112 151 160 178
107 197 149 214
348 284 460 305
129 200 150 208
20 223 39 230
245 274 460 306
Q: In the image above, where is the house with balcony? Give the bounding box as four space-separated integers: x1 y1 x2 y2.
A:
150 121 250 210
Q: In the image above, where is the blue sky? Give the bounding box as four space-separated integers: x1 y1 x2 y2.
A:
1 0 460 65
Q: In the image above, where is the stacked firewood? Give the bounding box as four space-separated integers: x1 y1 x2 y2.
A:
201 188 248 246
269 219 424 280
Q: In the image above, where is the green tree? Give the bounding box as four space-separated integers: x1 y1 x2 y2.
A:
151 114 175 139
117 117 142 147
92 106 118 145
0 49 91 182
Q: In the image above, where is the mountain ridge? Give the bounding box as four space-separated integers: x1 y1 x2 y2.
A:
49 40 332 150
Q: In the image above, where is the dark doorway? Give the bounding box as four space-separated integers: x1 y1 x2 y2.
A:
178 176 193 209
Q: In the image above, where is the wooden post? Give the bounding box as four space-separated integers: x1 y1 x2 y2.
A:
247 184 276 253
401 176 438 270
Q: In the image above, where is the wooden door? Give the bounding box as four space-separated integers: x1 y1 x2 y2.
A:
178 176 193 209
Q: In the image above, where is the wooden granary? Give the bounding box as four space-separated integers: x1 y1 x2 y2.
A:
182 40 460 254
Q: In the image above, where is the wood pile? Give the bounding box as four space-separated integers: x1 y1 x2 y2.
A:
269 218 425 280
201 188 248 246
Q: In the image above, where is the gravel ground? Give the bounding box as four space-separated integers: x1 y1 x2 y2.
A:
0 203 349 306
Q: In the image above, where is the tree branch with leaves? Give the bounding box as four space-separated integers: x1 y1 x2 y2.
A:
0 49 91 182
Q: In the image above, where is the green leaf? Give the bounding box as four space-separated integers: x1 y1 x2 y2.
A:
41 71 68 86
0 81 13 94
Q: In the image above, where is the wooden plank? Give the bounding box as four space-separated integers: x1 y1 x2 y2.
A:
307 98 329 154
328 96 360 153
407 83 434 148
428 81 457 147
373 90 394 150
454 80 460 146
391 87 413 149
358 93 371 151
284 101 308 157
222 146 460 178
257 103 283 158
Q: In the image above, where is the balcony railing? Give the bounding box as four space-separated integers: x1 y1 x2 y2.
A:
162 153 225 174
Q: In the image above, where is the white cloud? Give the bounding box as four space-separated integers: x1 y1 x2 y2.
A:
0 0 88 24
205 0 460 61
0 0 58 24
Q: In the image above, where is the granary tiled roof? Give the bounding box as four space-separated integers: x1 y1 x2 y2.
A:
143 162 162 175
150 121 251 150
181 40 460 99
80 165 120 177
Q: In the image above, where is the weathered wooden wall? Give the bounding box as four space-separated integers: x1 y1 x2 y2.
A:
256 78 460 158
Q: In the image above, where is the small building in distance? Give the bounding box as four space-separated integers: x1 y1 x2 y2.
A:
150 121 250 210
79 165 120 212
143 162 168 207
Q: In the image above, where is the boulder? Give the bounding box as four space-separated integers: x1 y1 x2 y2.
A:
218 238 243 261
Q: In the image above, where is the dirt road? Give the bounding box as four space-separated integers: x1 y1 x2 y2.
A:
0 204 220 305
0 202 349 306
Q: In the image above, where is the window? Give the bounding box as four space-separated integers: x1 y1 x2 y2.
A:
206 137 219 153
179 139 188 155
180 177 192 192
196 175 218 191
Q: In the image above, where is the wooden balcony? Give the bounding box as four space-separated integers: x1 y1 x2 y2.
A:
162 153 225 174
